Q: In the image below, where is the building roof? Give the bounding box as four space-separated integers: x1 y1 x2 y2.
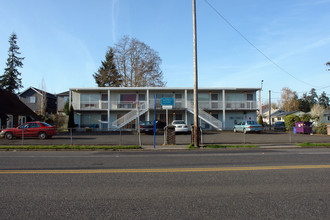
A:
19 86 56 99
0 89 40 120
56 91 69 96
70 86 261 92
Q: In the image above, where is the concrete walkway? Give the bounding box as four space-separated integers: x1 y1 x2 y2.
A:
141 144 304 150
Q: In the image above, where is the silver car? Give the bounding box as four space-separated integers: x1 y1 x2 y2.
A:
172 120 189 133
233 121 263 134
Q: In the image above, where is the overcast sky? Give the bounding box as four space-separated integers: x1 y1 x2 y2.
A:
1 0 330 104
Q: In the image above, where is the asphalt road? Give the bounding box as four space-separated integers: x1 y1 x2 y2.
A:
1 131 330 146
1 148 330 219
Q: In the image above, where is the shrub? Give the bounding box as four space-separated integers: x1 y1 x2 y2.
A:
284 114 300 131
258 115 264 126
315 123 327 134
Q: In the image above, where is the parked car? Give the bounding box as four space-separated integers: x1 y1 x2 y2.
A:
233 121 263 133
0 121 58 140
274 121 286 131
139 121 154 134
172 120 189 133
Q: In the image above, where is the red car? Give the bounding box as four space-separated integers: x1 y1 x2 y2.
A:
0 121 58 140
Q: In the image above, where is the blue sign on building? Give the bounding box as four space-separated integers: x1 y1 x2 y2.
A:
161 97 174 106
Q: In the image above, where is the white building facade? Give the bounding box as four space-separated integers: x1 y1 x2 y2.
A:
69 87 260 131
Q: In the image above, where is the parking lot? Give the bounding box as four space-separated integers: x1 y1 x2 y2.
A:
1 130 330 146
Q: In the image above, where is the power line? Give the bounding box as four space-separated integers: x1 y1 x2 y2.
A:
203 0 319 88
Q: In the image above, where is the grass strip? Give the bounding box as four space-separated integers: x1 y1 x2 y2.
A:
0 145 141 150
297 142 330 147
204 144 258 149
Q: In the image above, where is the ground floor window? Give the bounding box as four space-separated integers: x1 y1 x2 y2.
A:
81 114 100 128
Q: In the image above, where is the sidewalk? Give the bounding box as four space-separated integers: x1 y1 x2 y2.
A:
141 144 303 150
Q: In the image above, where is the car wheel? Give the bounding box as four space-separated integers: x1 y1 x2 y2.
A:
38 132 47 140
243 129 247 134
5 132 13 140
233 128 237 133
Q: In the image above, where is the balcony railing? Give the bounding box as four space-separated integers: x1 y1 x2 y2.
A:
80 101 108 110
110 101 147 110
75 100 257 110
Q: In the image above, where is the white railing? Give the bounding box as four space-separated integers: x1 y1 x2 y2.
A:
187 101 222 130
225 101 256 110
110 101 147 110
112 102 148 128
149 99 185 109
79 101 108 110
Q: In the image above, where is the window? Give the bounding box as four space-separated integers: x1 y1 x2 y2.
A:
328 116 330 121
138 94 146 101
63 96 69 103
175 94 182 99
120 94 136 102
174 114 183 120
211 94 218 101
29 96 36 103
29 123 41 128
101 94 108 101
247 94 253 100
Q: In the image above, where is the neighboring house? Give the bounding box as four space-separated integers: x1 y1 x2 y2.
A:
265 110 306 125
19 87 57 114
261 105 281 125
0 89 40 129
320 110 330 124
69 87 260 130
56 91 69 114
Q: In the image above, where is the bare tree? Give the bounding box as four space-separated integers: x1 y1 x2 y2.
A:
40 78 47 116
311 104 325 126
280 87 299 112
114 36 166 87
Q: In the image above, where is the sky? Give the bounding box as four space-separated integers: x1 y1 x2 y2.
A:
1 0 330 104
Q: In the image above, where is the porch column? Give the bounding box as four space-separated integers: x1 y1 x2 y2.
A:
185 89 188 108
69 89 72 107
108 89 111 129
222 89 226 130
146 89 150 121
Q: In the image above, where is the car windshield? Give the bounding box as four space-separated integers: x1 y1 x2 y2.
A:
173 120 185 125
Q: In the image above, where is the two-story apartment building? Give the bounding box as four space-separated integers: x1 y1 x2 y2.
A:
69 87 260 130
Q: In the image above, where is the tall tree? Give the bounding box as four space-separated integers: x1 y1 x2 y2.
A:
298 93 311 112
114 35 166 87
0 33 24 93
318 91 330 109
93 47 122 87
280 87 299 112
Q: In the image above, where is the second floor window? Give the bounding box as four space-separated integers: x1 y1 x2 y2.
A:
29 96 36 103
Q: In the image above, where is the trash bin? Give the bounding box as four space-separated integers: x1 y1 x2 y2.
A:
295 122 312 134
293 127 296 134
327 125 330 136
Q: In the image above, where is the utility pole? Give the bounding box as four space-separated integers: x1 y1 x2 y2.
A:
192 0 199 147
259 80 263 116
269 90 271 130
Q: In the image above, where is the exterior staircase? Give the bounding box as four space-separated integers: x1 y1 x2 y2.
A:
112 102 148 129
187 101 222 130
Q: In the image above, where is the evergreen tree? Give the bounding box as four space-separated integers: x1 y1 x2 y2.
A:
93 47 122 87
68 105 75 129
318 91 330 109
0 33 24 93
